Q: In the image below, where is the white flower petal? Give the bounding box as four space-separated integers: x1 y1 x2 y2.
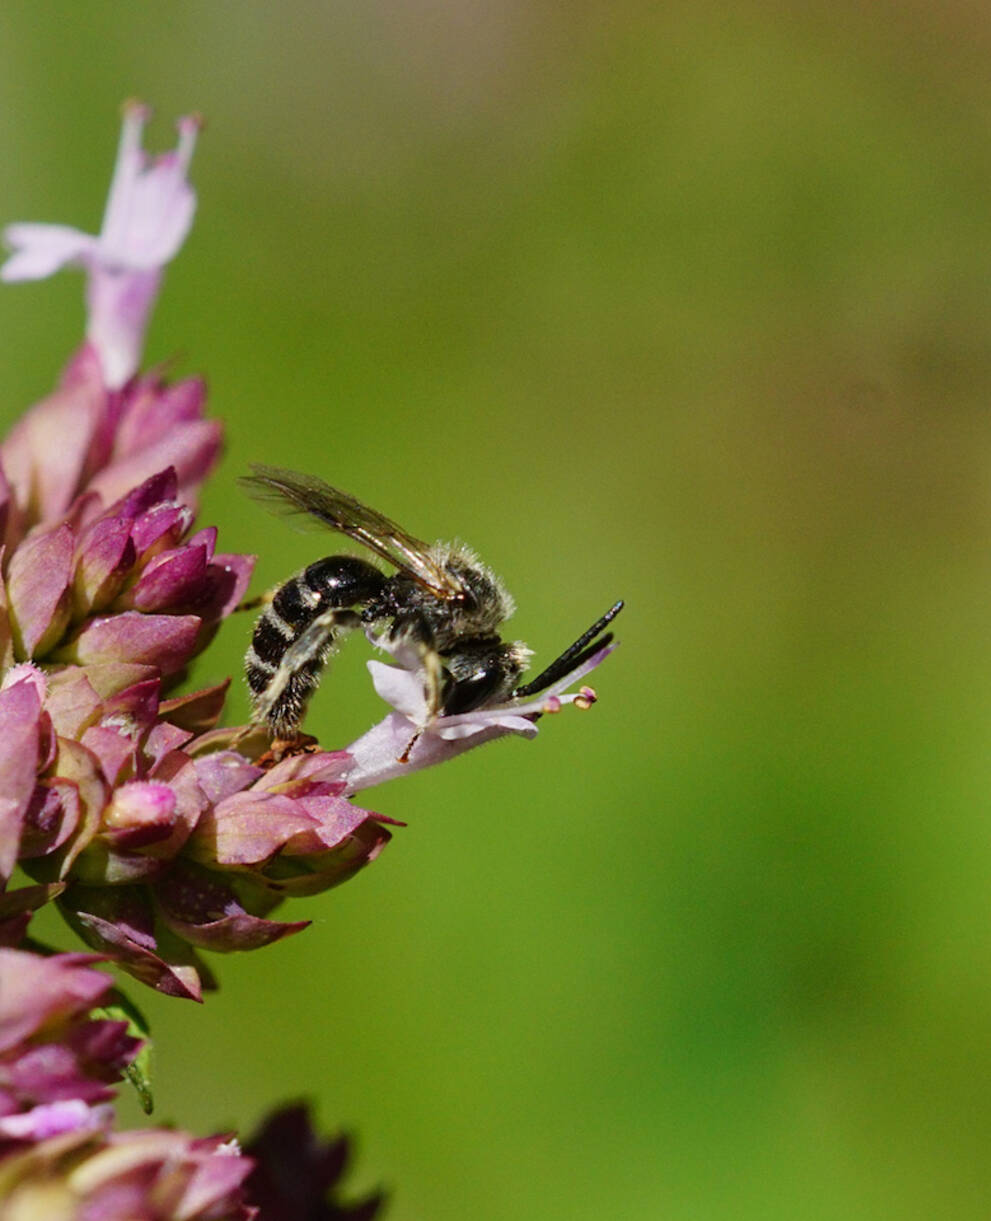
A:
344 636 618 791
1 223 95 281
436 713 538 739
367 659 428 721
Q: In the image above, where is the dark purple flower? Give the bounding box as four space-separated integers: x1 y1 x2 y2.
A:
245 1103 384 1221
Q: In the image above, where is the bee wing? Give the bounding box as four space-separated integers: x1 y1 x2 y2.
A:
240 465 466 599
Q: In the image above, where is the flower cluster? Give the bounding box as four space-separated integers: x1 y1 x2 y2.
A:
0 927 380 1219
0 940 139 1150
0 99 616 1221
0 927 254 1219
243 1104 384 1221
4 654 393 1000
0 105 615 1005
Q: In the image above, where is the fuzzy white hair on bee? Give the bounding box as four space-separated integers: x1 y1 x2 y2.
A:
425 540 516 635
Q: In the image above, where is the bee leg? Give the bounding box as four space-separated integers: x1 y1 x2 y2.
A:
255 732 321 768
388 618 442 764
235 588 276 613
421 645 444 720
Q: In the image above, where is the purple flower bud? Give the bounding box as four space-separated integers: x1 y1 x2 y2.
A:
0 676 43 883
6 524 74 657
59 611 202 676
0 361 107 528
102 781 177 849
73 516 138 614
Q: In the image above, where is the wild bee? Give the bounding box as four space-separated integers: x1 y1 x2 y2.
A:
241 465 622 752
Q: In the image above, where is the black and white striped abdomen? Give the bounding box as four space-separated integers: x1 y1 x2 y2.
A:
246 555 385 738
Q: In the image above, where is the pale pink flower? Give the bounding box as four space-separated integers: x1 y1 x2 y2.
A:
2 102 198 389
343 642 616 792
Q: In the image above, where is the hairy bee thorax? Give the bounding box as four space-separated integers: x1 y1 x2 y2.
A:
384 542 516 645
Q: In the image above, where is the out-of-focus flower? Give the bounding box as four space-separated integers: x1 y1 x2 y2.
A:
0 940 139 1153
2 102 198 390
244 1104 385 1221
0 349 221 538
0 1124 255 1220
0 935 383 1219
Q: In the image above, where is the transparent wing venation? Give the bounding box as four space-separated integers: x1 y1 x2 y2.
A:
240 464 465 599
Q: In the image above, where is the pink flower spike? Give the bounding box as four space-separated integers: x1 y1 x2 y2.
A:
1 103 200 389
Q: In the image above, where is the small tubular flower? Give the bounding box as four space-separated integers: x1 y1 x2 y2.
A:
342 642 616 792
2 103 198 390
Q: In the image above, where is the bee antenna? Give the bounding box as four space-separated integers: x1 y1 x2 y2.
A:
513 599 624 698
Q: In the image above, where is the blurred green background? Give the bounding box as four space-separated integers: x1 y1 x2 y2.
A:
5 2 991 1217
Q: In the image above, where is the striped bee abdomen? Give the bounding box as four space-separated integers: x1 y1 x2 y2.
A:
246 555 386 738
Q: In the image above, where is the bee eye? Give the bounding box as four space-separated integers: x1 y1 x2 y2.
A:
458 589 477 612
